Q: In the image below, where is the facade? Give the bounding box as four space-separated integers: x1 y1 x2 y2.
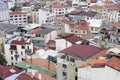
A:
9 11 28 26
72 0 90 8
78 57 120 80
52 2 66 16
89 2 120 22
4 35 33 65
32 9 55 25
0 1 10 22
57 44 102 80
88 19 103 33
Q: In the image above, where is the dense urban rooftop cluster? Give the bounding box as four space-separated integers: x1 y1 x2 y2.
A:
0 0 120 80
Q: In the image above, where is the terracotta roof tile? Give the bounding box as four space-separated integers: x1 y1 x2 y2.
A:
31 27 41 34
10 11 26 15
106 56 120 71
53 2 64 8
112 22 120 28
26 58 56 72
0 65 20 78
59 44 102 59
16 73 38 80
91 49 108 59
11 38 30 45
61 19 74 25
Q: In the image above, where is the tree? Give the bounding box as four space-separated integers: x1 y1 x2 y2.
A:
0 54 7 66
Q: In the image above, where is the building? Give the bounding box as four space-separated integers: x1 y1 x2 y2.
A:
87 19 103 33
57 44 102 80
36 28 57 43
0 1 10 22
32 9 55 25
9 11 28 26
52 2 66 16
72 0 90 8
78 56 120 80
4 35 33 65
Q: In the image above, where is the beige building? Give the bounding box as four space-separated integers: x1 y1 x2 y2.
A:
57 44 102 80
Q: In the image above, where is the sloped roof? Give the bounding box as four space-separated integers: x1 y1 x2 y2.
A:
59 44 102 59
106 57 120 72
0 65 20 79
15 73 38 80
14 62 56 77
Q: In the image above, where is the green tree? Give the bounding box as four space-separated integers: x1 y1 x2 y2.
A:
0 54 7 66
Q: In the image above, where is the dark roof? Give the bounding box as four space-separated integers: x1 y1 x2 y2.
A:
60 34 80 43
37 28 54 34
59 44 102 59
0 23 17 31
0 65 20 79
15 73 38 80
60 33 89 44
11 38 30 45
106 56 120 72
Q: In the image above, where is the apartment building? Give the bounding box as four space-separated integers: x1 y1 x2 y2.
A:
52 2 66 16
4 35 33 65
57 44 102 80
0 1 10 22
9 11 28 26
89 0 120 22
32 9 55 25
72 0 90 8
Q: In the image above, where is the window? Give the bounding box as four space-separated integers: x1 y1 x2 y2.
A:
11 57 13 60
75 68 78 72
10 45 17 50
21 52 23 55
21 46 25 49
63 64 67 68
62 72 67 76
71 30 73 32
70 58 75 62
83 30 86 33
11 51 13 55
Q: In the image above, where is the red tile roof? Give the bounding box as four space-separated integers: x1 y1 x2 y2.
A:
112 22 120 28
59 44 102 59
15 73 38 80
31 27 41 34
106 56 120 71
10 11 26 15
90 4 120 10
82 33 95 39
26 58 56 72
61 19 74 25
91 49 108 59
70 21 89 30
53 2 64 8
27 72 56 80
0 65 20 78
61 33 80 43
11 38 30 45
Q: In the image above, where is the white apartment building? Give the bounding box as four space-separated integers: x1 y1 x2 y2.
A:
72 0 90 8
32 9 55 25
87 19 103 33
52 2 66 16
0 1 10 22
9 11 28 26
4 34 33 65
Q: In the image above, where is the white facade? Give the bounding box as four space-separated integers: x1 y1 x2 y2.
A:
7 1 15 9
88 19 102 33
32 9 55 25
78 66 120 80
55 39 72 51
4 35 33 65
9 11 28 26
0 1 10 22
